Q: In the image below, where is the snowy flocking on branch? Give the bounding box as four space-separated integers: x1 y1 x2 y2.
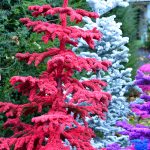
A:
86 0 129 15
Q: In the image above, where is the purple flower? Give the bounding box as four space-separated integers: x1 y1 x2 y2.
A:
107 143 135 150
140 94 150 102
139 64 150 73
116 63 150 149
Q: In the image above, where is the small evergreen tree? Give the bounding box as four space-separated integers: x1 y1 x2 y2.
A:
0 0 112 149
73 0 132 148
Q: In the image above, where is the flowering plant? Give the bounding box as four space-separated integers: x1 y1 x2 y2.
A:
117 63 150 150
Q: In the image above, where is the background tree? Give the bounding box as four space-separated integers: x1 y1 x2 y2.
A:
0 0 29 137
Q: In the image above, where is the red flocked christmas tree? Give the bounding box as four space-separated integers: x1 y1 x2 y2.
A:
0 0 112 149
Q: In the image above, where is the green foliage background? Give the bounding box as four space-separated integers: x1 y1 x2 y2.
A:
108 4 142 78
145 24 150 48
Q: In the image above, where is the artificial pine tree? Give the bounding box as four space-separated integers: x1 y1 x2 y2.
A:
0 0 112 149
73 0 132 148
117 63 150 150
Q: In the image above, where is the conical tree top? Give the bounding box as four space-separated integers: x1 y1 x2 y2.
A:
20 0 101 50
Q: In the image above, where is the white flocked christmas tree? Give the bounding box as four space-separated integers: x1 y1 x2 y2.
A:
73 0 133 148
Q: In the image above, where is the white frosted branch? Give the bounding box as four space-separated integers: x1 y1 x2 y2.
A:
86 0 129 15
